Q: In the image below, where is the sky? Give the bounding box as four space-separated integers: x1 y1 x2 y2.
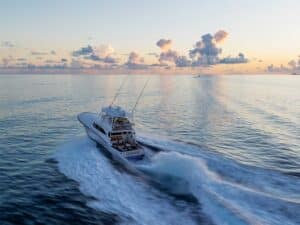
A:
0 0 300 74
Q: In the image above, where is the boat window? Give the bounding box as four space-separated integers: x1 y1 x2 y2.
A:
93 123 106 134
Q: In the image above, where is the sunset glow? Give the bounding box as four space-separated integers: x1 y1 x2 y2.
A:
1 0 299 74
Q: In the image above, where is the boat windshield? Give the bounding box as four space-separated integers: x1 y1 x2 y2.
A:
112 117 132 131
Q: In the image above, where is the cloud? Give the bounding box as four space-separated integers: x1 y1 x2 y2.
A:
102 56 118 64
1 56 14 66
33 64 68 70
125 52 147 69
150 63 168 67
220 53 248 64
156 38 178 65
267 56 300 73
156 39 172 52
2 58 10 66
17 58 27 62
16 62 28 67
287 57 300 72
147 52 159 57
94 44 114 58
214 30 228 43
189 33 222 65
31 50 57 56
267 64 290 73
70 59 85 69
85 54 118 64
157 50 192 68
188 30 248 66
155 38 194 67
267 64 273 71
175 56 192 67
31 51 49 56
72 44 118 64
72 45 94 57
1 41 15 48
44 59 60 64
127 52 144 64
159 50 179 64
1 30 249 73
288 60 296 68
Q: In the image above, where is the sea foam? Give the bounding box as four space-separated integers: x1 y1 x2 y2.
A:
55 135 300 225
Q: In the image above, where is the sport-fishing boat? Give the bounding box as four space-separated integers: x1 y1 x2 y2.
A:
78 106 145 161
78 77 150 163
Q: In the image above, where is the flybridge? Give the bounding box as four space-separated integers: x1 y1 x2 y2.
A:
101 106 132 118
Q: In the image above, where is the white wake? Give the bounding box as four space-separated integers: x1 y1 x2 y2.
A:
55 135 300 225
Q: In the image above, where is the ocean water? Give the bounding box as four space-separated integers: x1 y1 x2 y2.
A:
0 74 299 225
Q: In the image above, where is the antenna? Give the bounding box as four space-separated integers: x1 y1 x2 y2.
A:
131 77 150 115
110 75 129 106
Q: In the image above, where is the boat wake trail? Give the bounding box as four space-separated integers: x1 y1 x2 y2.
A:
54 137 204 225
137 134 300 225
55 135 300 225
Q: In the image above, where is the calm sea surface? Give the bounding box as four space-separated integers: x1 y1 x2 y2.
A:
0 74 299 225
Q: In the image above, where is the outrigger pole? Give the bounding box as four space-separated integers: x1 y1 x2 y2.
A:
110 75 129 106
131 77 151 115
